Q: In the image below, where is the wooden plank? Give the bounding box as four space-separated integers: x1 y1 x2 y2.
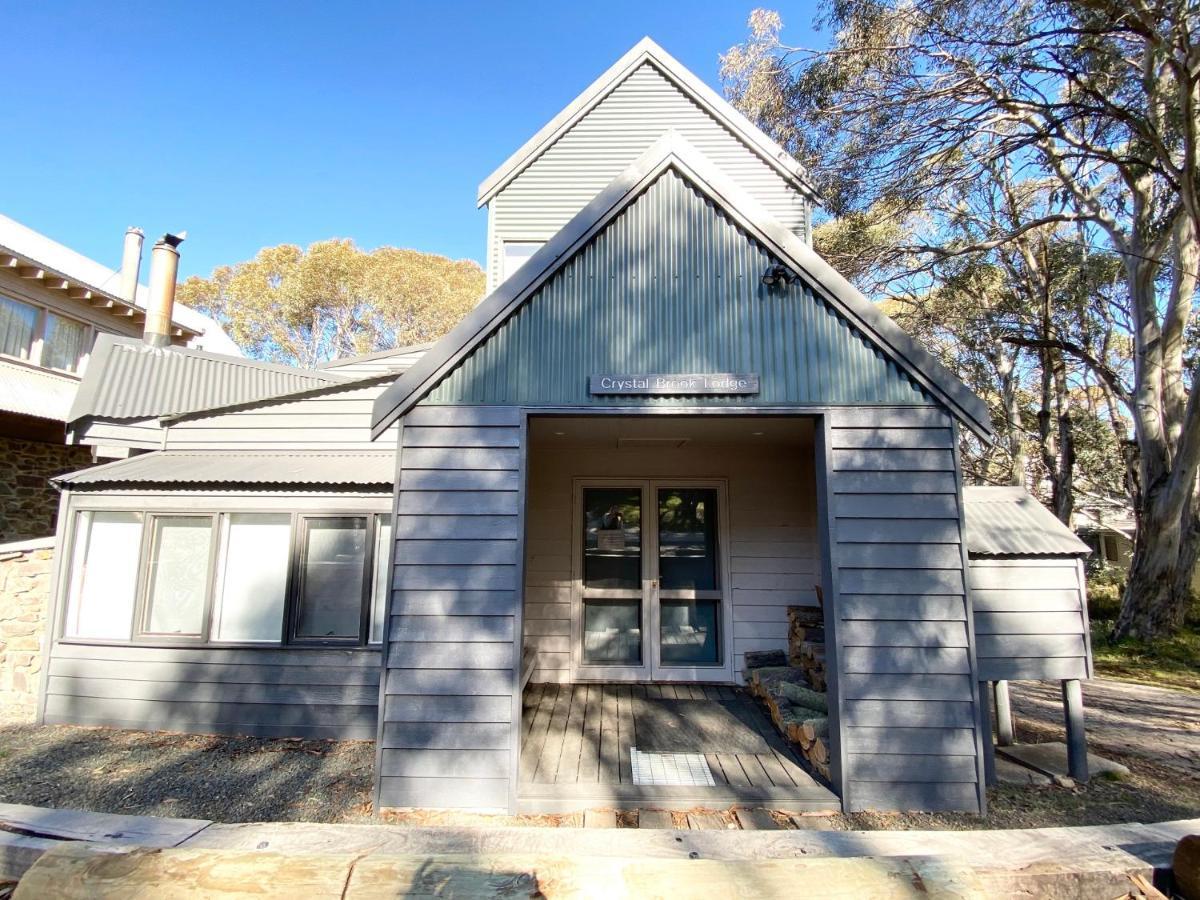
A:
389 614 515 643
397 492 519 516
49 642 379 668
583 809 617 829
389 590 517 616
381 721 510 751
389 641 513 669
556 685 589 784
394 540 517 565
384 668 513 696
380 749 510 779
599 684 620 783
839 594 965 621
734 808 781 830
687 812 727 830
46 677 380 708
736 754 773 788
976 633 1087 658
841 646 971 675
618 684 635 784
637 809 675 829
837 543 964 569
840 673 973 702
42 695 376 729
520 683 559 783
970 588 1082 613
404 406 521 427
392 565 517 591
968 565 1080 590
831 448 955 472
847 780 979 812
845 726 978 756
833 493 959 518
401 469 521 492
533 681 574 783
977 656 1089 681
378 776 510 810
0 803 209 847
830 426 954 449
402 426 522 448
845 754 978 783
836 518 961 544
522 683 545 738
830 408 950 428
704 753 730 786
399 446 520 470
844 700 975 728
384 694 511 723
577 684 602 783
715 754 750 787
832 470 957 494
47 657 381 687
839 621 968 649
395 515 521 540
837 569 964 595
754 752 795 788
973 611 1086 636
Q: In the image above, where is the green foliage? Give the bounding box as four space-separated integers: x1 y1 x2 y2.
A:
178 239 484 368
1087 562 1127 622
1090 617 1200 693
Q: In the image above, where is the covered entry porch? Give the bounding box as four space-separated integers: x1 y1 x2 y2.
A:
519 681 838 812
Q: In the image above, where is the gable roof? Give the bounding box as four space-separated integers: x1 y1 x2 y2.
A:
964 486 1091 557
69 334 346 423
0 213 238 354
476 37 818 207
372 134 993 439
319 343 433 375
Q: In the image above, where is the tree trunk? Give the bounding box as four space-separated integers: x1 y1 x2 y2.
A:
1116 485 1192 639
1171 487 1200 619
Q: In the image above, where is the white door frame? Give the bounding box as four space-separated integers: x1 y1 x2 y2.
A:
569 477 733 683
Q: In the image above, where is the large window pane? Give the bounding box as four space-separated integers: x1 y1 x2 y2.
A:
211 514 290 642
370 516 392 644
42 313 87 372
658 488 719 591
660 599 720 665
582 599 641 664
64 511 143 640
583 488 641 590
0 295 37 360
144 516 212 636
296 517 367 640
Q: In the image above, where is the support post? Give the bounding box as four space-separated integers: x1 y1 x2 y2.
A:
993 680 1014 746
979 680 996 787
1062 679 1088 782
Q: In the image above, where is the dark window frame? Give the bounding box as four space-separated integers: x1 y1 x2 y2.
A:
59 508 390 651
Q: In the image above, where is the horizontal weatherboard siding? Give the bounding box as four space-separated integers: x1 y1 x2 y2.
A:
378 407 522 812
825 408 983 814
969 557 1091 681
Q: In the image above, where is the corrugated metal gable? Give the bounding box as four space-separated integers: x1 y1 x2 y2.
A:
488 61 810 289
430 169 928 407
964 486 1091 557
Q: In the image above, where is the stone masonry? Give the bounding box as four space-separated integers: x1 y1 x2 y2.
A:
0 435 93 542
0 541 52 717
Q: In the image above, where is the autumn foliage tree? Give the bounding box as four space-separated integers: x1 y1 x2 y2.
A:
178 239 484 368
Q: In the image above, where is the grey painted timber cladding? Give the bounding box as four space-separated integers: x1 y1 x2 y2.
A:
486 59 810 291
433 170 927 408
380 406 523 811
825 408 983 813
969 557 1092 681
43 643 380 739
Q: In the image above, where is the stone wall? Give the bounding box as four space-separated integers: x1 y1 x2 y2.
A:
0 539 53 718
0 436 92 542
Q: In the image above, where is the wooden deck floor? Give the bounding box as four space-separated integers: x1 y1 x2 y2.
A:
518 683 840 813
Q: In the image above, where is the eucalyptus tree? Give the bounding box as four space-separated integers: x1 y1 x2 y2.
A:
723 1 1200 638
178 239 484 368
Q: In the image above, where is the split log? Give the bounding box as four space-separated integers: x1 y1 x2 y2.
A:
777 682 828 714
744 649 787 671
809 738 830 765
801 717 829 743
787 606 824 628
1174 834 1200 900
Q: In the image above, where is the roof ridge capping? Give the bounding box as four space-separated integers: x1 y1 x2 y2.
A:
476 36 818 206
372 132 993 440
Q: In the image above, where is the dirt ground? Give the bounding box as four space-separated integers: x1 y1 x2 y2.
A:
1 706 1198 830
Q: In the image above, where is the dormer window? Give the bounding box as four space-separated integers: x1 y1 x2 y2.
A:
502 242 542 282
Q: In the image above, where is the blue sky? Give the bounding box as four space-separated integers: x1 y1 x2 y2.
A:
0 3 821 280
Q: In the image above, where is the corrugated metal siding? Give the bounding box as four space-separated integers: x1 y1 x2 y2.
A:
487 62 810 291
970 558 1092 681
0 358 77 421
71 337 343 421
432 169 928 408
55 450 395 486
825 409 984 813
964 486 1091 557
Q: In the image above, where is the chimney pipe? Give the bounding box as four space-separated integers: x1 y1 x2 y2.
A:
119 227 144 303
144 231 186 348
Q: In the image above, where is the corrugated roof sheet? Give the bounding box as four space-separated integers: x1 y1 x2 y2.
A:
69 335 346 422
54 450 395 487
0 359 78 421
964 486 1091 557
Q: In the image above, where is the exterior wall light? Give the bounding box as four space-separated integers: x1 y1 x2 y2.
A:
761 263 797 288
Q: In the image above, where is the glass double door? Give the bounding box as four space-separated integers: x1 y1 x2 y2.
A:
574 480 730 682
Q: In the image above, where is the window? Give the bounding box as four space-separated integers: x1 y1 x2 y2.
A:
63 511 144 640
0 294 92 372
0 295 37 360
42 313 88 372
502 242 542 281
211 514 291 642
294 517 368 642
60 510 391 648
143 516 213 637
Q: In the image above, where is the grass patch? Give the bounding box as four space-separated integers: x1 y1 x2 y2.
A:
1089 619 1200 693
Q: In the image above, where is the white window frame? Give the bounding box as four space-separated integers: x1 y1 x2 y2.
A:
0 292 94 374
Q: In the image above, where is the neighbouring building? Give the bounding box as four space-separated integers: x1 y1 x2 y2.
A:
35 38 1093 816
0 215 237 541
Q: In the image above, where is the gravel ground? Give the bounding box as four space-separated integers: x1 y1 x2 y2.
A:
1 713 1198 830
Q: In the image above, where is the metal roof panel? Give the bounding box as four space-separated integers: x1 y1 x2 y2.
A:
54 450 394 487
964 486 1091 557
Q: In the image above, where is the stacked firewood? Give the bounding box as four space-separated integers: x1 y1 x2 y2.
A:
745 664 831 781
788 606 826 691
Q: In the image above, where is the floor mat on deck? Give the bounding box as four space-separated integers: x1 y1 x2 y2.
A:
636 698 772 754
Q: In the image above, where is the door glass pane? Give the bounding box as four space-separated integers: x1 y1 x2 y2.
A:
64 511 143 640
145 516 213 636
583 599 641 664
658 488 719 591
660 599 721 665
296 517 367 639
582 487 641 590
212 513 290 642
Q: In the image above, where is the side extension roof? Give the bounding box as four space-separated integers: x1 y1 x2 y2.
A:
373 133 992 440
69 334 347 422
476 36 818 207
